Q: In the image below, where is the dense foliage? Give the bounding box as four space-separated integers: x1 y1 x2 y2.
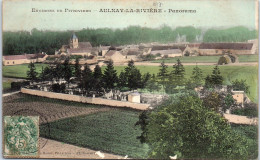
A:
3 26 256 55
231 79 250 93
27 62 38 82
136 94 251 159
205 65 223 88
203 26 257 42
231 102 258 117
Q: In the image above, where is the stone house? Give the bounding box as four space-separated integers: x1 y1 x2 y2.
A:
126 50 142 61
183 43 201 56
151 45 186 57
98 45 110 57
150 49 183 57
104 50 126 63
3 53 48 66
198 43 256 55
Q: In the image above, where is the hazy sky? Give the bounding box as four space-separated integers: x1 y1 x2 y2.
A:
3 0 258 31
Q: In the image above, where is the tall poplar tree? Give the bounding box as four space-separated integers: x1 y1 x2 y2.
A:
27 62 38 82
157 61 168 91
171 59 185 86
93 65 103 93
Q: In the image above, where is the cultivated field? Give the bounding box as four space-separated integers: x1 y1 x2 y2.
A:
3 93 148 158
40 110 149 158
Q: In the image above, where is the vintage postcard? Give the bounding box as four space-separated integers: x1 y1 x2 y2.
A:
2 0 258 159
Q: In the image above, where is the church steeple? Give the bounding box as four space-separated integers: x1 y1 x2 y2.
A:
70 32 79 48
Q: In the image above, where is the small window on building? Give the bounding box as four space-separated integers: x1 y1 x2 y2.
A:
13 61 15 64
216 50 218 53
7 62 9 64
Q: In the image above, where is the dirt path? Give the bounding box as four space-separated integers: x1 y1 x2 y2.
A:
114 62 258 66
2 77 26 82
39 138 124 159
2 91 20 97
224 113 258 125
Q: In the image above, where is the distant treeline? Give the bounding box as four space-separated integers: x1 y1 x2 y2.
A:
3 26 257 55
203 26 257 42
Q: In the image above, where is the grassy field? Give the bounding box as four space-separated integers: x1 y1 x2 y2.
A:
3 81 11 89
3 63 47 78
152 55 258 63
111 65 258 103
40 109 149 158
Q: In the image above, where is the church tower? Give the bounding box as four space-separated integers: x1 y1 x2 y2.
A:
70 33 79 48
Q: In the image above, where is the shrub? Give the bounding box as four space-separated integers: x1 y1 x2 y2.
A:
184 51 190 56
51 83 66 93
142 54 157 61
46 56 56 60
228 54 238 63
155 53 161 57
231 102 258 117
11 81 30 90
218 55 231 65
231 79 250 93
70 55 83 59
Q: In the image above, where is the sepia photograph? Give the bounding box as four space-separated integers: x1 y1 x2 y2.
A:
2 0 259 159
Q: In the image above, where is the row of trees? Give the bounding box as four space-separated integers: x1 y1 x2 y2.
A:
28 59 152 95
153 60 224 93
4 26 256 55
28 58 250 95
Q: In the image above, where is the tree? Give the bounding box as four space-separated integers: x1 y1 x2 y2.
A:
205 65 223 87
146 74 160 93
136 95 250 159
103 60 118 90
117 71 127 90
231 79 250 93
124 60 142 90
39 66 53 81
157 61 168 91
93 65 103 93
54 63 64 81
170 59 185 86
190 65 203 87
27 62 38 82
80 63 93 94
74 58 81 80
141 72 151 89
210 65 223 86
63 58 73 86
202 92 222 112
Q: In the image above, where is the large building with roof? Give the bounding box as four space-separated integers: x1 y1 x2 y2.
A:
3 53 48 66
57 33 93 57
198 42 257 55
104 50 126 63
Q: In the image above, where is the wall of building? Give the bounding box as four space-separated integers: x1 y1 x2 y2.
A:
21 88 149 110
105 52 126 62
126 55 138 61
198 49 252 56
168 53 182 57
71 52 91 56
3 59 32 66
